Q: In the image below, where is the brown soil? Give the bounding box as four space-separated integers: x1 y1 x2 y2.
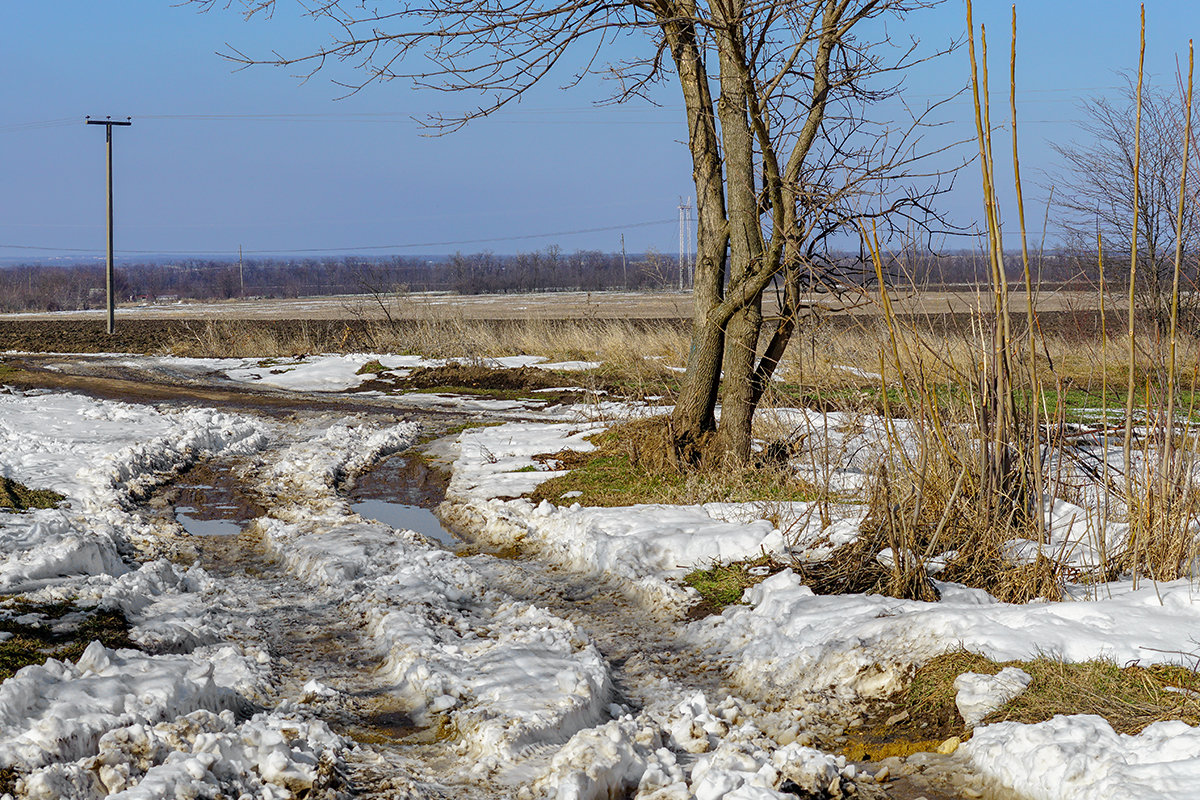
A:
0 354 463 420
0 318 381 355
405 364 567 392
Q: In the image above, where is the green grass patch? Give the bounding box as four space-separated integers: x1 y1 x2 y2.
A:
356 359 388 375
528 451 678 506
0 600 138 682
0 477 65 511
682 556 784 612
527 419 825 507
430 420 506 441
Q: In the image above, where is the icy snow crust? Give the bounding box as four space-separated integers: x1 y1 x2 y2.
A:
0 390 343 798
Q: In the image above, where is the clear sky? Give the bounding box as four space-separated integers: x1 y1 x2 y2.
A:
1 0 1197 260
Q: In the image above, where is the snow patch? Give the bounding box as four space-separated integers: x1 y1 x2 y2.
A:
965 715 1200 800
954 667 1032 728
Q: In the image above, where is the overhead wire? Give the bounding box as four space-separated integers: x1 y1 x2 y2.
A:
0 219 676 257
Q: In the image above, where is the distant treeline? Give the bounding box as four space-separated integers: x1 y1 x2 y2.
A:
0 247 1097 313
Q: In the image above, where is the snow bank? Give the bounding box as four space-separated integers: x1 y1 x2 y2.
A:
0 391 267 510
693 569 1200 704
453 498 794 609
0 391 267 592
0 509 129 592
0 642 258 771
965 715 1200 800
443 421 865 606
448 420 604 500
253 419 421 519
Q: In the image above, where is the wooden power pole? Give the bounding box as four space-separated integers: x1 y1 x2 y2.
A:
85 116 132 334
621 234 627 290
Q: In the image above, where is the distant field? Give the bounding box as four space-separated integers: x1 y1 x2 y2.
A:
2 286 1107 322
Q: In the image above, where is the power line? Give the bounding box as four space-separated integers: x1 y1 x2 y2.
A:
0 83 1146 135
0 218 676 257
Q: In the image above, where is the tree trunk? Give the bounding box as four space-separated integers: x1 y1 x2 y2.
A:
716 292 764 461
671 319 725 450
661 3 730 447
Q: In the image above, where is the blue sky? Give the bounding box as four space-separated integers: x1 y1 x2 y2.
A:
1 0 1197 259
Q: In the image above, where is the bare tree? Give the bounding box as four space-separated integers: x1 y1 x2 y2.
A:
195 0 955 462
1052 77 1200 334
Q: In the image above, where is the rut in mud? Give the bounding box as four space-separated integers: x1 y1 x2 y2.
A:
139 419 496 798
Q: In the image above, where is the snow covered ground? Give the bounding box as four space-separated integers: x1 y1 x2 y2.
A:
0 391 344 799
436 414 1200 799
4 351 1200 799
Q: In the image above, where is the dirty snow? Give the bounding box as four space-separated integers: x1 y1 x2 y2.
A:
7 359 1200 799
243 420 615 769
0 389 344 799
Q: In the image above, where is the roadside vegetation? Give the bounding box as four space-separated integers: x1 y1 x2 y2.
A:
0 599 136 681
836 649 1200 762
528 417 826 508
0 477 64 511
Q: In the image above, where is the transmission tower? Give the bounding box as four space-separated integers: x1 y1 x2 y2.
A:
678 197 694 290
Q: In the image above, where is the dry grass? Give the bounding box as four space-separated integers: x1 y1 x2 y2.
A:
770 317 1200 399
0 477 65 511
838 647 1200 763
163 289 1200 591
527 417 826 508
909 649 1200 736
166 315 689 374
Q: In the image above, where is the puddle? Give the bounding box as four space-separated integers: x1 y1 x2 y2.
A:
351 500 458 547
150 462 267 539
350 499 457 546
348 452 457 547
350 453 448 507
175 506 243 536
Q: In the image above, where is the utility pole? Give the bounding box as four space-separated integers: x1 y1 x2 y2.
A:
621 234 627 290
86 116 132 334
239 245 245 297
